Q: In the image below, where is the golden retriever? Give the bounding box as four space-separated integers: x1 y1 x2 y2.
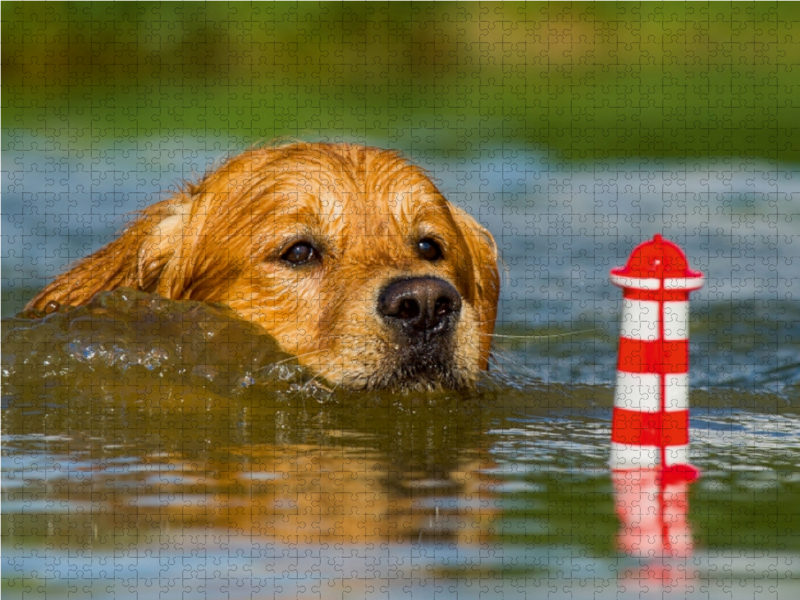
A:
27 143 500 390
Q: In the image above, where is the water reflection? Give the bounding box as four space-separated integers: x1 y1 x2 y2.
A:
3 378 504 600
4 439 499 551
613 469 696 590
2 293 504 553
3 290 800 598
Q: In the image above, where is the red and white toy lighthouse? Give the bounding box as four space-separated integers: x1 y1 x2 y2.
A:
609 235 703 473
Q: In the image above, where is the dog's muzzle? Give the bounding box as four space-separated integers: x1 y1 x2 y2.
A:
378 277 461 345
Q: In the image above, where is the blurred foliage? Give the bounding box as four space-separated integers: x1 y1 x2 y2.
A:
3 1 800 160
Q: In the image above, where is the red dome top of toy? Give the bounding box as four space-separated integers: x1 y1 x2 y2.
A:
611 235 703 281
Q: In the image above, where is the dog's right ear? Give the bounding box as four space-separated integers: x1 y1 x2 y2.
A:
447 204 501 370
26 198 189 311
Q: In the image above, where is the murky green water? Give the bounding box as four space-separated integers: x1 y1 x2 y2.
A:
3 289 799 599
3 144 800 596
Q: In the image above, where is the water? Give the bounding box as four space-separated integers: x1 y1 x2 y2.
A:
3 137 800 598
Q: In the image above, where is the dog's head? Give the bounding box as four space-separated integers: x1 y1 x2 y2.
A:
29 143 500 390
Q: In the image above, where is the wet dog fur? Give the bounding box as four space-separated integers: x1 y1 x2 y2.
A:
28 143 500 390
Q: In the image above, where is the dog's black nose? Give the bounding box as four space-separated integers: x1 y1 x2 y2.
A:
378 277 462 337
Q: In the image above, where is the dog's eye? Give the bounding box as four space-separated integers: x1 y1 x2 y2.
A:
281 242 318 266
417 238 443 261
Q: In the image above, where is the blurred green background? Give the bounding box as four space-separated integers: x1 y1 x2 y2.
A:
4 1 800 160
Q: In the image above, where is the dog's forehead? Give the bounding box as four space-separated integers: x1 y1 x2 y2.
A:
268 159 456 238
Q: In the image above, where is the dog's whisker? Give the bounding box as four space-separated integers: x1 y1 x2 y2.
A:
269 348 330 367
488 347 541 379
306 374 332 392
487 352 509 374
325 379 345 399
286 368 334 399
479 328 603 341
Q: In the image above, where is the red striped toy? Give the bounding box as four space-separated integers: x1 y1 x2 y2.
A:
609 235 703 476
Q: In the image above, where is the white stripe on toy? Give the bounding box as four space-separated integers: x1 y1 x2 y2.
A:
663 301 689 340
614 372 660 412
609 443 660 469
619 300 659 341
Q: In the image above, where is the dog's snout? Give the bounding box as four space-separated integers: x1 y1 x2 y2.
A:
378 277 462 335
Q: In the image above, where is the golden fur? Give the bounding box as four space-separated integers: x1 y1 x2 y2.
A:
28 143 500 390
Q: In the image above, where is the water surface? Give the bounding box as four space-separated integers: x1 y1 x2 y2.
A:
3 140 800 598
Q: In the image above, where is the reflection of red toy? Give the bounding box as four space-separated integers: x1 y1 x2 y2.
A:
612 469 693 558
613 469 697 589
609 235 703 477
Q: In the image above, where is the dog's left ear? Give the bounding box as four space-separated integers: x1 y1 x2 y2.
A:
25 197 192 311
448 205 500 368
